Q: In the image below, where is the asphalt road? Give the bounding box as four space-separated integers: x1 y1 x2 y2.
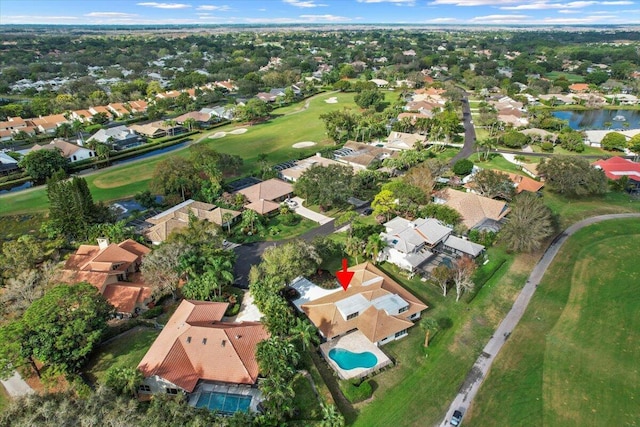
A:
438 213 640 427
450 91 476 166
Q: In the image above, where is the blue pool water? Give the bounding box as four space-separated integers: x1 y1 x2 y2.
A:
329 348 378 370
195 392 252 414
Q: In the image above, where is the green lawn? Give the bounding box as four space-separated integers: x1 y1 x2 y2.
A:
0 384 10 413
84 327 160 385
545 71 585 83
290 373 323 425
466 218 640 426
347 245 532 427
543 190 640 229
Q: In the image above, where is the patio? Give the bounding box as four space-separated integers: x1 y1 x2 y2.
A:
320 331 393 380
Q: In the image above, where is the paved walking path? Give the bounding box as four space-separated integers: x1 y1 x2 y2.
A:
291 197 333 224
439 213 640 426
1 371 34 398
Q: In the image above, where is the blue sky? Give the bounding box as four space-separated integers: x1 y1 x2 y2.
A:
1 0 639 25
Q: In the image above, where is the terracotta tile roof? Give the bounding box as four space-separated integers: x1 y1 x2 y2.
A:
174 111 212 123
102 283 151 313
128 100 148 112
438 188 510 229
593 157 640 182
301 262 427 343
245 199 280 215
30 114 68 128
59 239 151 313
504 172 545 193
569 83 589 92
280 154 349 181
237 178 293 203
138 300 269 392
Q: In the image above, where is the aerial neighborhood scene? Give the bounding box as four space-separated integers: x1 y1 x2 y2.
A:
1 0 640 426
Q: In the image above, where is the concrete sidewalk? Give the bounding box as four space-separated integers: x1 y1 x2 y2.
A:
1 371 34 398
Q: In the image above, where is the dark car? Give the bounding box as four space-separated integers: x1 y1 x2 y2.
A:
361 207 373 216
450 409 463 426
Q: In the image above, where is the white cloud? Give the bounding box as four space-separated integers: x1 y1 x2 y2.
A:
299 14 352 21
136 2 192 9
429 0 519 6
283 0 327 8
1 15 80 24
85 12 138 18
469 13 529 22
196 5 231 11
601 1 633 4
558 9 581 12
427 17 459 21
357 0 416 4
501 1 597 10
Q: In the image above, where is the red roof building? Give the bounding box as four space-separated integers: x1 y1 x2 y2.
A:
593 157 640 189
137 300 269 394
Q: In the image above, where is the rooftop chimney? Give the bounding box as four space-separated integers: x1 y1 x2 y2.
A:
97 238 109 250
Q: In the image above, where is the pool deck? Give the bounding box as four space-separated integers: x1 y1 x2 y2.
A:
188 382 263 413
320 331 393 380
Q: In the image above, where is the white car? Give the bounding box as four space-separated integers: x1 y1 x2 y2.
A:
285 199 298 208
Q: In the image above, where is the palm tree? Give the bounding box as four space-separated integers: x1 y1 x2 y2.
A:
499 192 555 253
183 117 197 132
163 119 176 136
320 402 345 427
365 234 386 263
290 317 319 351
95 143 111 162
205 251 235 298
345 235 365 264
240 209 262 235
222 212 234 234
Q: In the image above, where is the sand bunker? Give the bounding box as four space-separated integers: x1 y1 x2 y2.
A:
211 132 227 139
325 97 338 104
292 141 317 148
229 128 248 135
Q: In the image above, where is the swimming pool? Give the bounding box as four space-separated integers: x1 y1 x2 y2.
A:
329 348 378 370
195 391 252 414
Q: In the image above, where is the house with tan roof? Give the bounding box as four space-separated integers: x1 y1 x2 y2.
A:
380 216 485 272
435 188 510 231
0 116 27 133
107 103 131 118
144 199 240 244
292 262 427 347
335 141 395 170
128 99 148 113
88 106 113 119
280 153 351 182
236 178 293 205
386 131 425 151
59 239 152 315
30 139 95 162
137 299 268 408
71 109 94 122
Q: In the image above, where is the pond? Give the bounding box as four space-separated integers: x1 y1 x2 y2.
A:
0 180 33 194
552 109 640 130
111 140 190 166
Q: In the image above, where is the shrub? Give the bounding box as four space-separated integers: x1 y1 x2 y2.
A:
280 213 302 226
502 131 529 148
141 306 164 319
452 159 474 176
339 380 373 403
541 141 554 152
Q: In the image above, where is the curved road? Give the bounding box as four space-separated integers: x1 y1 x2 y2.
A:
439 213 640 427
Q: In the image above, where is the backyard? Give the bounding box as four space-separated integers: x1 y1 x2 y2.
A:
84 327 160 385
465 218 640 426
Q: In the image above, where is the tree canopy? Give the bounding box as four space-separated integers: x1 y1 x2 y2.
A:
19 149 68 182
538 156 607 196
499 192 555 253
294 164 354 210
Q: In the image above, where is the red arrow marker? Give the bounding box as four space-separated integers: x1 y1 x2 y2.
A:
335 258 354 291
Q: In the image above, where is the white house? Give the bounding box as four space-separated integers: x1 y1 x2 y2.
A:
380 216 484 272
30 139 95 163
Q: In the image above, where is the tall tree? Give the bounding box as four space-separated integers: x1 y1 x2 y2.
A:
19 149 68 183
295 164 354 210
142 242 188 299
453 256 476 302
500 192 555 253
472 169 515 200
0 283 114 378
538 156 607 197
431 264 452 297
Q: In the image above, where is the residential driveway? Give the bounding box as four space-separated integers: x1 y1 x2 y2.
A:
291 197 333 224
450 90 476 165
226 290 263 322
438 213 640 427
233 218 335 287
1 371 34 397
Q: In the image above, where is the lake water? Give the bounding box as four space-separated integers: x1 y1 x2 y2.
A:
0 180 33 194
552 109 640 130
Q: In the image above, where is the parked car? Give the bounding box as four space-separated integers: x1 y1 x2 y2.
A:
285 198 298 208
361 207 373 216
450 409 463 426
